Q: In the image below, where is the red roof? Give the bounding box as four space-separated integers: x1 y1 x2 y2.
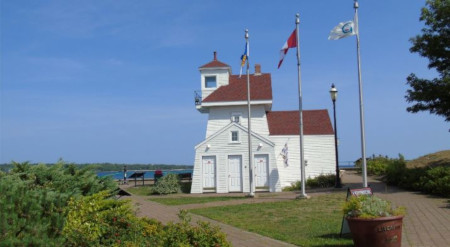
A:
199 52 230 69
203 74 273 102
199 59 231 69
267 110 334 135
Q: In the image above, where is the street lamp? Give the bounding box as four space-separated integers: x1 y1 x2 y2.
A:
330 84 341 188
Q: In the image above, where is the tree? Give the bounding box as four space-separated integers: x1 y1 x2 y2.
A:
406 0 450 121
0 162 118 245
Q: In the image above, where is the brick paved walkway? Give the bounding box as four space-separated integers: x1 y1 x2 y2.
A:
121 171 450 247
127 194 296 247
343 171 450 247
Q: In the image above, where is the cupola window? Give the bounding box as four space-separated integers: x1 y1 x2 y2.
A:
231 112 242 124
205 76 217 88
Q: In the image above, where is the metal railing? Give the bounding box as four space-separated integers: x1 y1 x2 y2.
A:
194 91 202 105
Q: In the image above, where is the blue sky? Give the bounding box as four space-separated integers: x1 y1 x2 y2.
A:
1 0 448 165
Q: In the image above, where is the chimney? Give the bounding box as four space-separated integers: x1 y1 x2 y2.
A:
254 64 261 76
213 51 217 61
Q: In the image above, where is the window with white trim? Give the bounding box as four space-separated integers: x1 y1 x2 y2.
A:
205 76 217 88
231 112 242 124
231 131 239 142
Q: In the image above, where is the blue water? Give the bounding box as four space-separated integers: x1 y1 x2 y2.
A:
339 161 356 169
340 164 356 169
97 169 193 180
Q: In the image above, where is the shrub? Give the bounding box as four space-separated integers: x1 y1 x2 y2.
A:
63 191 163 246
384 158 450 197
161 210 231 247
282 180 300 191
282 174 336 191
306 174 336 188
367 158 389 176
0 161 118 245
384 158 407 185
355 154 407 176
152 173 181 195
180 181 192 193
1 162 232 246
63 195 231 247
397 167 425 191
420 166 450 197
282 180 302 191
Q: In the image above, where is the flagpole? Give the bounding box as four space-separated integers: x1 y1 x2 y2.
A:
354 0 368 187
245 29 255 197
295 13 308 199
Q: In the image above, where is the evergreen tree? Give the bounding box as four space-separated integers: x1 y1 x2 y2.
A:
0 161 117 245
406 0 450 121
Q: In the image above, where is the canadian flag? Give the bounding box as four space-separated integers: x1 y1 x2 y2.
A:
278 29 297 69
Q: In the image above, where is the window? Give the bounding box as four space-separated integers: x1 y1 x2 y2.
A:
231 112 242 124
205 76 217 88
232 115 240 123
231 131 239 142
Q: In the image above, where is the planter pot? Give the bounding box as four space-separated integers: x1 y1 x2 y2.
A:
347 215 403 247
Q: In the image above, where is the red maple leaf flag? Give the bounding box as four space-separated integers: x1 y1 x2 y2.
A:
278 29 297 69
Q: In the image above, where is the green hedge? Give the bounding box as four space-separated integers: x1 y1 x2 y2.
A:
63 192 231 246
0 161 118 246
356 154 406 176
306 174 336 188
283 174 336 191
1 162 231 246
373 155 450 198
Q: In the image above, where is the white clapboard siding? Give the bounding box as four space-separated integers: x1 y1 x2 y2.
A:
271 135 336 188
190 153 204 193
191 123 281 193
200 69 230 99
304 135 336 178
271 136 301 188
206 105 270 138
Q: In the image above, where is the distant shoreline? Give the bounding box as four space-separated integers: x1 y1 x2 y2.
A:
97 169 193 180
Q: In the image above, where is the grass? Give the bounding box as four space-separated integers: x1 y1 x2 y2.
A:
148 196 248 206
125 185 153 196
190 192 353 247
407 150 450 168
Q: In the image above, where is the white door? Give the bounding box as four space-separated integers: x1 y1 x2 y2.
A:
228 155 242 192
202 156 216 188
255 154 269 187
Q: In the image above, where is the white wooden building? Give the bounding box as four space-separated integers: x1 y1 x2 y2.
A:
191 52 336 193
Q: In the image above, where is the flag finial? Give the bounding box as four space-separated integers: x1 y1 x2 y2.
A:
245 29 248 39
296 13 299 24
354 0 359 9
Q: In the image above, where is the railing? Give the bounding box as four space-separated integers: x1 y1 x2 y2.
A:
194 91 202 105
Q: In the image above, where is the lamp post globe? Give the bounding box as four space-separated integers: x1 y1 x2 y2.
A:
330 83 337 102
330 84 341 188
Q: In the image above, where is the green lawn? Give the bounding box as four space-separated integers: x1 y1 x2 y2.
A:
125 186 153 196
190 192 353 247
148 196 248 206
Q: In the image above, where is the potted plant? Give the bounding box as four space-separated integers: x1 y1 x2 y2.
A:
343 195 406 247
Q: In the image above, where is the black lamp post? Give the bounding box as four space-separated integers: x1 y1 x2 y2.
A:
330 84 341 188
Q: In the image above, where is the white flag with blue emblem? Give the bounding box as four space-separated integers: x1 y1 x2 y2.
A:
328 19 356 40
